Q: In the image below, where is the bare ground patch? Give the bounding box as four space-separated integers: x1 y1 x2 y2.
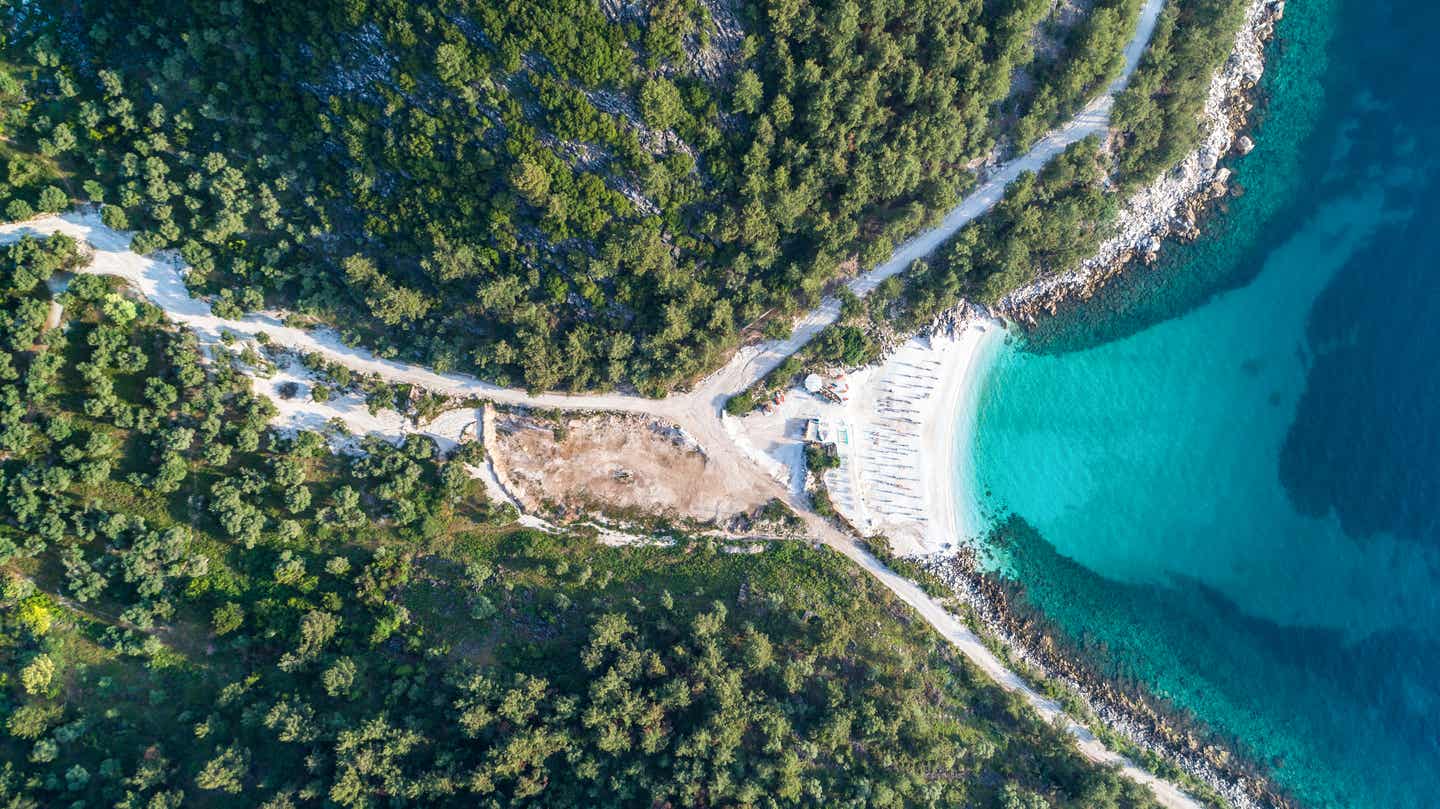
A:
493 411 769 526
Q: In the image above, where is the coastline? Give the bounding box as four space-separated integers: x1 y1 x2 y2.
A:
924 544 1292 809
1002 0 1284 325
888 0 1293 805
806 0 1286 557
724 7 1296 795
917 317 1006 552
0 0 1285 801
816 0 1284 560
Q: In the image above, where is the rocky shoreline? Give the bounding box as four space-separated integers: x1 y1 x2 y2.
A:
917 1 1297 806
676 0 1295 800
923 546 1293 809
1001 0 1285 326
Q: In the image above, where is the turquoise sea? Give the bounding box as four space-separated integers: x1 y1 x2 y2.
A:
963 0 1440 806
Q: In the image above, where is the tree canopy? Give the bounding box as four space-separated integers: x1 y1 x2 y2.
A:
0 233 1158 808
0 0 1133 393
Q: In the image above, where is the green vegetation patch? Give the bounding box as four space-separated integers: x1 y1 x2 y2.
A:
0 0 1139 393
1112 0 1252 185
0 229 1158 808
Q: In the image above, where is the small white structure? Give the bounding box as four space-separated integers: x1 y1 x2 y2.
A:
807 418 853 452
804 373 824 393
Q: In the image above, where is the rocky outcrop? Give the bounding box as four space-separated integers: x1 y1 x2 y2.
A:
924 549 1295 809
1002 0 1284 326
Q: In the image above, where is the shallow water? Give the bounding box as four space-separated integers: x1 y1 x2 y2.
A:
963 0 1440 805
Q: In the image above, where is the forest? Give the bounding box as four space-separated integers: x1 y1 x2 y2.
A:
0 0 1153 394
726 0 1251 410
731 136 1115 410
0 235 1161 806
1110 0 1250 184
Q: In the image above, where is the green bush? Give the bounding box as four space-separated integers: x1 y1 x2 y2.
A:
724 389 756 416
4 199 34 221
804 441 841 473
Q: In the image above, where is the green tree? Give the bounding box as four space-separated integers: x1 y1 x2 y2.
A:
194 745 250 794
639 77 684 131
19 654 56 696
732 70 764 115
212 602 244 636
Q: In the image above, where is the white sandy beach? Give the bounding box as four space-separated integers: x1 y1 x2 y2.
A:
916 320 1008 551
731 315 1006 556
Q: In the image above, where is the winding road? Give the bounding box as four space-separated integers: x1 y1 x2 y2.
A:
0 1 1206 804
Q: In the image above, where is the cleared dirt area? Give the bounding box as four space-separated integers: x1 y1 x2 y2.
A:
492 411 769 525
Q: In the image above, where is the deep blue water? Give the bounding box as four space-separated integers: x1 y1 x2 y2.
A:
964 1 1440 806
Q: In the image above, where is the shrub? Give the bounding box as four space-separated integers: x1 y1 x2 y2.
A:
100 204 129 230
723 390 755 416
5 199 34 221
804 442 841 473
36 186 68 213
